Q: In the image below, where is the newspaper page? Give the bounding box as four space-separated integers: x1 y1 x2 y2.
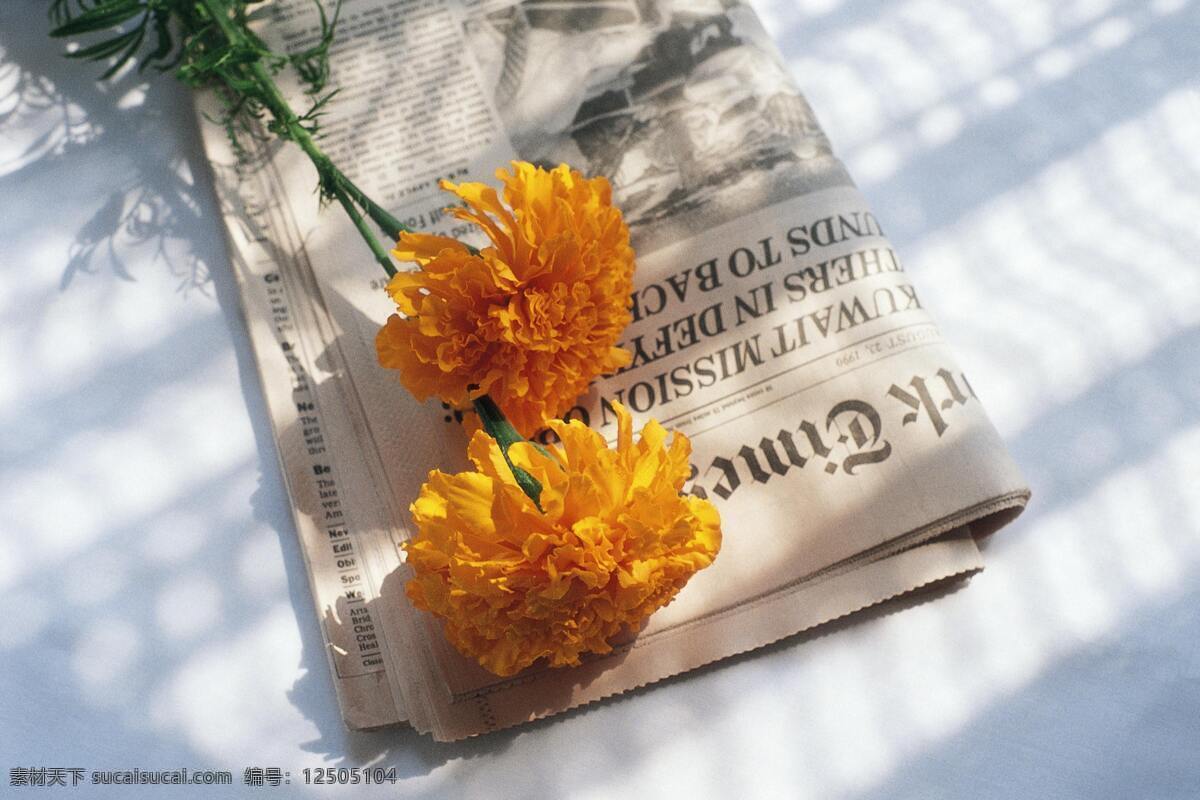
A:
196 0 1029 739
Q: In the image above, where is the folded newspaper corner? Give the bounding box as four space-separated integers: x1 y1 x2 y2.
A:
196 0 1029 740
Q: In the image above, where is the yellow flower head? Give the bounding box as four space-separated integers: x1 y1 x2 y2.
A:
375 162 635 436
403 404 721 677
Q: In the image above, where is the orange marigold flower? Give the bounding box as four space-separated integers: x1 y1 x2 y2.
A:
375 162 635 436
403 404 721 677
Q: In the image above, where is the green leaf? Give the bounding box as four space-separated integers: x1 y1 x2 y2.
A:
64 27 142 60
50 2 143 38
100 22 146 79
138 11 175 71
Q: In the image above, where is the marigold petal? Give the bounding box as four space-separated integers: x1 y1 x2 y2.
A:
377 162 636 436
402 402 721 676
392 232 470 265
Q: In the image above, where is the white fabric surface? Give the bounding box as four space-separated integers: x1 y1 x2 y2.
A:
2 0 1199 797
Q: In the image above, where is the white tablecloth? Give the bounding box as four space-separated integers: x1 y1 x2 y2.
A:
3 0 1199 797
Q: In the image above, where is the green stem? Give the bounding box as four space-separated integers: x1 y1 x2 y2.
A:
199 0 400 277
332 188 396 276
336 173 409 242
473 396 543 510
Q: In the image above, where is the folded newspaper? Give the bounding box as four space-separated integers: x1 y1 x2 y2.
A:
196 0 1029 740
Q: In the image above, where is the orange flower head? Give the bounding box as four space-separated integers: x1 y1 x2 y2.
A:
402 404 722 677
375 162 635 436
